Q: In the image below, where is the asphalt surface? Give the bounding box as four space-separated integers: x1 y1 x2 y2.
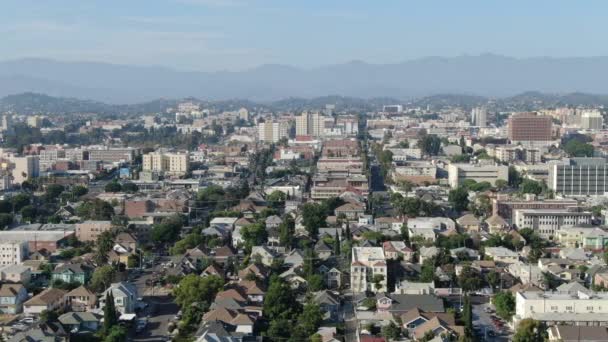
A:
131 261 179 342
472 302 512 342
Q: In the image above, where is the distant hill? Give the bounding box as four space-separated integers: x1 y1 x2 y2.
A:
4 55 608 103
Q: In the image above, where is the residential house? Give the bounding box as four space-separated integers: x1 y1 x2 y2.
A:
456 214 481 233
58 312 101 333
313 290 341 322
0 284 28 314
0 264 31 285
419 246 440 264
238 263 269 281
485 247 519 264
265 215 282 230
394 280 435 295
101 282 138 314
334 202 366 220
65 286 97 312
375 294 445 315
52 263 91 285
484 214 509 234
382 241 413 262
250 246 277 267
315 240 333 260
24 288 68 315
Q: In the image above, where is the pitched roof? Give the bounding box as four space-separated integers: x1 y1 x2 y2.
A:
66 285 95 298
25 288 68 306
202 307 238 324
0 284 24 297
457 214 480 225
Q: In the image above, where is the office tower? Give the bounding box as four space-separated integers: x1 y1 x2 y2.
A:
507 112 552 143
580 110 603 130
383 105 403 113
549 158 608 196
471 107 488 127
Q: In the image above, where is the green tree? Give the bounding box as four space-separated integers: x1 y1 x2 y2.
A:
20 205 37 222
71 185 88 197
520 179 543 195
103 291 118 335
45 184 65 201
241 223 268 251
173 274 224 312
333 233 340 256
266 190 286 209
381 321 402 341
458 266 483 292
103 325 127 342
420 259 435 282
0 213 13 229
94 231 115 265
508 166 522 187
90 265 116 292
104 181 122 193
493 291 515 320
417 134 442 156
462 295 473 336
76 199 115 220
292 301 324 342
11 194 31 212
263 276 300 320
448 187 469 212
564 139 594 157
301 203 327 237
278 216 295 248
151 215 184 244
513 318 546 342
495 179 508 191
39 309 58 324
0 200 11 213
121 182 139 193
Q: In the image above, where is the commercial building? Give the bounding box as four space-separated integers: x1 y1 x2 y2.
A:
0 230 73 253
549 158 608 196
142 152 190 176
350 247 387 293
493 196 578 224
514 208 592 239
514 290 608 327
508 112 552 143
26 116 44 128
580 110 603 130
75 221 114 242
447 163 508 188
88 147 137 163
310 174 369 200
0 241 28 266
257 121 288 143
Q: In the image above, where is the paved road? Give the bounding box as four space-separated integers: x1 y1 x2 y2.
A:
472 302 511 342
342 293 358 342
131 261 179 342
370 164 386 192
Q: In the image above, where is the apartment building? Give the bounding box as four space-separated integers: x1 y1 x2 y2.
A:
142 152 190 176
557 226 608 250
11 156 39 184
257 121 288 143
392 162 437 184
514 290 608 327
0 241 28 266
88 147 137 163
316 158 364 175
447 163 508 188
311 174 369 200
350 247 387 293
581 110 603 130
549 158 608 196
514 208 592 239
75 221 114 242
296 112 324 137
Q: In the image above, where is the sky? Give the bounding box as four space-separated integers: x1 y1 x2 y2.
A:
1 0 606 71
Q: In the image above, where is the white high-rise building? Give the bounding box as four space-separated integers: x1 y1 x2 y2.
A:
1 115 12 132
471 107 488 127
257 121 288 143
295 112 324 137
580 110 603 130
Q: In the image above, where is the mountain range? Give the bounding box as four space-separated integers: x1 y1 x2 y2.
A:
3 54 608 103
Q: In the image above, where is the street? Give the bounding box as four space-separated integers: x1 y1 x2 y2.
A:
472 302 512 342
131 262 179 342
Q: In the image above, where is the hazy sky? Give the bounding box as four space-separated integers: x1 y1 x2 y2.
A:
1 0 605 71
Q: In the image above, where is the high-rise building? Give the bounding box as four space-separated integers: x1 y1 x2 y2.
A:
26 116 44 128
11 156 39 184
257 121 288 143
549 158 608 196
295 112 324 137
507 112 552 143
1 115 12 132
471 107 488 127
580 110 603 130
238 108 249 121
